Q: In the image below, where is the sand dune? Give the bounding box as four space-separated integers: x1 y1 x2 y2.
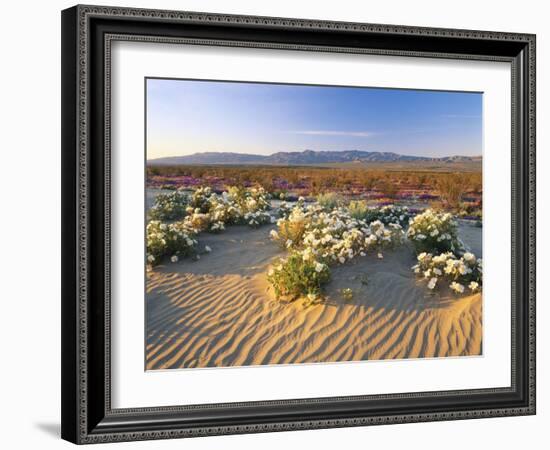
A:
146 224 482 370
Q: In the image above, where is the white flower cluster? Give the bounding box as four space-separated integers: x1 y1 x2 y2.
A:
348 202 412 228
274 205 404 262
188 186 214 212
406 209 461 254
228 185 271 212
245 211 275 228
412 251 482 294
269 201 482 300
277 201 293 218
182 186 274 233
147 186 274 268
149 190 189 221
146 220 198 267
268 203 405 302
375 205 413 227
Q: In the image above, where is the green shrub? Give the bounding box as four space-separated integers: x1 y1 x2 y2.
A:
348 200 370 220
267 253 330 301
341 288 354 301
316 192 343 210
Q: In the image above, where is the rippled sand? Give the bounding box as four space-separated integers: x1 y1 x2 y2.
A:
146 224 482 370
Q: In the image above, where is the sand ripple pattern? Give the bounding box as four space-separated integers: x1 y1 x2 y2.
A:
146 225 482 370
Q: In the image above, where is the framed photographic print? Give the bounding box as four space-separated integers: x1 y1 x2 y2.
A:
61 5 536 444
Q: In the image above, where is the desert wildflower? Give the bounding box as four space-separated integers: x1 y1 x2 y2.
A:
450 281 465 294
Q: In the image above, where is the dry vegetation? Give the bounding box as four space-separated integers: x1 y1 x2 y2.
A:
147 165 482 204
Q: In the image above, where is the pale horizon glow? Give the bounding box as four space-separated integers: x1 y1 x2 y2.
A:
146 78 483 160
290 130 374 137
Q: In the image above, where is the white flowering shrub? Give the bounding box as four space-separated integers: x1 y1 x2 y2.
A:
268 205 405 301
149 191 189 221
180 186 274 233
412 251 482 294
208 195 242 225
267 253 330 301
184 212 212 233
189 186 214 213
277 201 293 218
364 220 405 251
186 193 239 233
348 202 413 228
374 205 413 227
272 205 314 248
406 209 461 254
273 206 404 258
244 211 274 228
227 186 270 214
146 220 198 267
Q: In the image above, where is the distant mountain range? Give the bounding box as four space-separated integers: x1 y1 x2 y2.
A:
148 150 482 166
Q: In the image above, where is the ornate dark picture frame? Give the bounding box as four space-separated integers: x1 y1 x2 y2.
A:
61 4 536 444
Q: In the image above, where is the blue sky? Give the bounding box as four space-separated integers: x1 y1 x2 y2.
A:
146 78 482 159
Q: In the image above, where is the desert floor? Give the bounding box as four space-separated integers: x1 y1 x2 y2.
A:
145 221 482 370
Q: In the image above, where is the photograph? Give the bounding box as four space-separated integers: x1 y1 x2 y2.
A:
144 78 484 370
56 4 538 444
